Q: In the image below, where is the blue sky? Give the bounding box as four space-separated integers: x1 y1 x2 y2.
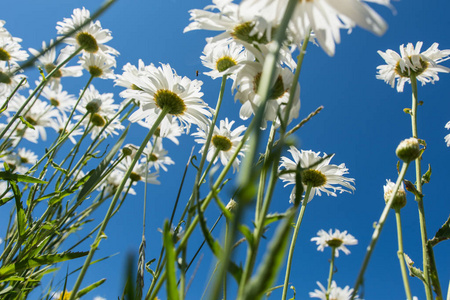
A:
3 0 450 299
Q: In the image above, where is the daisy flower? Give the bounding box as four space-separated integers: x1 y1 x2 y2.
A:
0 61 27 98
29 40 83 86
445 121 450 147
309 281 361 300
137 113 183 145
117 156 160 185
279 146 355 203
0 37 28 65
98 169 136 196
192 118 247 172
127 63 212 133
201 38 253 79
40 82 77 115
0 20 12 39
311 229 358 257
377 42 450 92
79 53 116 79
143 138 175 172
56 7 119 56
75 85 123 139
232 50 300 129
239 0 389 56
184 0 277 45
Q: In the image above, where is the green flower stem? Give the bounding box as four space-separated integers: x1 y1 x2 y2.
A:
282 184 312 300
238 0 298 201
326 247 337 300
147 115 255 300
352 162 410 299
395 208 413 300
410 74 433 300
0 77 27 112
0 47 83 142
68 107 169 300
199 148 220 185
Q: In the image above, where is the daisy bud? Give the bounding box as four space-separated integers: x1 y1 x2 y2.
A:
86 98 102 114
225 199 237 211
396 138 420 162
383 179 407 210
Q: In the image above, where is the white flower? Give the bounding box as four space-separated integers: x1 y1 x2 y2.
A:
377 42 450 92
232 49 300 129
127 63 212 133
93 297 106 300
184 0 277 45
311 229 358 257
117 156 160 185
239 0 389 56
192 118 247 172
0 61 27 99
79 53 116 79
0 180 12 198
76 85 123 139
99 169 136 196
309 281 361 300
0 20 12 39
56 7 119 56
279 146 355 203
143 138 175 172
445 121 450 147
41 82 77 115
0 37 28 65
201 38 253 79
53 113 84 144
137 113 183 145
29 40 83 87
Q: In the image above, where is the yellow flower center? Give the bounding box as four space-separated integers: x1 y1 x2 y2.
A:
50 98 60 107
326 238 344 248
91 113 106 127
302 169 326 187
154 89 186 115
45 63 62 78
25 116 37 126
395 55 429 78
86 99 102 114
89 65 103 77
253 72 286 99
231 22 270 44
216 56 237 72
150 153 158 162
130 172 141 182
0 71 12 84
76 32 99 53
212 135 232 151
0 48 11 61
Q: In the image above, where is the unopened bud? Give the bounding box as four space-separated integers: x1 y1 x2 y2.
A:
225 199 237 211
122 144 138 157
396 138 420 163
383 179 407 210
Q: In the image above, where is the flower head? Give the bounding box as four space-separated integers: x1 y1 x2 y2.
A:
193 118 247 172
56 7 119 56
279 146 355 203
311 229 358 257
127 63 212 133
383 179 407 210
79 53 116 79
309 281 361 300
445 121 450 147
377 42 450 92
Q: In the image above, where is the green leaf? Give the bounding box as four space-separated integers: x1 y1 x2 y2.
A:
76 278 106 298
242 208 296 300
10 180 26 237
163 220 180 300
429 215 450 247
264 213 286 227
404 253 426 283
0 171 47 184
0 252 88 279
421 164 432 184
19 116 35 129
50 161 68 174
0 196 13 206
77 125 128 201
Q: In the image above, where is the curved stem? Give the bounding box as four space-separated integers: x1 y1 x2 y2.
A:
68 107 169 300
395 209 412 300
281 184 312 300
410 74 433 300
352 162 410 299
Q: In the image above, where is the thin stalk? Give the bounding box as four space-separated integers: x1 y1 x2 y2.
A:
0 77 27 111
352 162 410 299
281 185 312 300
410 74 433 300
395 208 412 300
326 248 337 300
68 107 169 300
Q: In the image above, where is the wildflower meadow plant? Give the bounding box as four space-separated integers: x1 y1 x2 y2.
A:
0 1 449 300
